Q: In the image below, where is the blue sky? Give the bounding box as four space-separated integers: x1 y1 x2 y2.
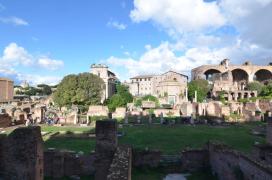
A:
0 0 272 85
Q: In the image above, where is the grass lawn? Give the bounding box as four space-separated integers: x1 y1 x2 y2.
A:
43 122 265 154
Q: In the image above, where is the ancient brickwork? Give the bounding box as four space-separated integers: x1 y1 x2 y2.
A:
0 113 11 127
107 146 132 180
132 149 161 168
180 149 209 172
208 143 272 180
44 149 95 178
95 120 118 180
0 126 43 180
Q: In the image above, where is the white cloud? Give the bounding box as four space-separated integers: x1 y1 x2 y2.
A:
130 0 225 35
220 0 272 48
0 43 64 85
0 16 29 26
38 57 64 70
1 43 33 66
17 74 62 86
107 20 127 30
106 38 272 80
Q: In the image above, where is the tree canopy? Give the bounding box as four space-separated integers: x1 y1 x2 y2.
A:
188 79 210 102
106 84 133 112
247 81 264 95
53 73 104 107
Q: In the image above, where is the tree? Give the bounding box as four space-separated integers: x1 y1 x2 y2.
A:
24 87 41 96
37 84 52 95
260 84 272 97
106 84 133 112
188 79 210 102
247 81 264 95
53 73 104 107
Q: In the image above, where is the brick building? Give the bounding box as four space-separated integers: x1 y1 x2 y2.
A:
0 78 14 103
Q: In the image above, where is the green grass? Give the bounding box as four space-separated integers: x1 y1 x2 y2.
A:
42 122 265 154
119 123 265 154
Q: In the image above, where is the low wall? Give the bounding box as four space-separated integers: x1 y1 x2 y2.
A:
107 146 132 180
0 114 11 127
132 149 161 168
44 149 95 178
208 143 272 180
180 149 209 172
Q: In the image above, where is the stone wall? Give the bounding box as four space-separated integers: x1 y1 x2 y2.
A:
132 149 161 168
87 105 109 117
0 113 11 127
44 149 95 178
0 126 43 180
112 107 126 119
208 143 272 180
107 146 132 180
180 149 209 172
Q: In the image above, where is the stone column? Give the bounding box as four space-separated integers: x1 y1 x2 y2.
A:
124 112 129 124
148 113 152 124
185 88 188 102
95 120 117 180
248 74 254 82
160 112 164 124
194 91 197 103
3 126 44 180
234 92 238 101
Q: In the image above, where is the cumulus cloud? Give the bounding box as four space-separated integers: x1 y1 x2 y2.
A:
0 16 29 26
16 74 62 85
1 43 33 66
107 20 127 30
38 57 64 70
107 38 272 80
130 0 225 35
220 0 272 48
0 43 64 85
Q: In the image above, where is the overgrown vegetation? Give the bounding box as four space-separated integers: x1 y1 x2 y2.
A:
53 73 104 108
188 79 210 102
134 95 159 107
106 84 133 112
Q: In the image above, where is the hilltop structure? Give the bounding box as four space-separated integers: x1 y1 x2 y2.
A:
90 64 118 102
192 59 272 101
128 71 188 105
0 78 14 103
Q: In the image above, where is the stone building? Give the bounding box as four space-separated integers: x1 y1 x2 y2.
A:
129 71 188 105
0 78 14 103
90 64 118 102
192 59 271 101
192 59 272 83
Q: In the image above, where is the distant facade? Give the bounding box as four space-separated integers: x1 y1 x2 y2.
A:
90 64 118 102
128 71 188 105
192 59 272 101
0 78 14 102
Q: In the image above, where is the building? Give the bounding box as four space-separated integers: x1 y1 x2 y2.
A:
129 71 188 105
192 59 272 101
192 59 272 83
90 64 118 102
0 78 14 102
